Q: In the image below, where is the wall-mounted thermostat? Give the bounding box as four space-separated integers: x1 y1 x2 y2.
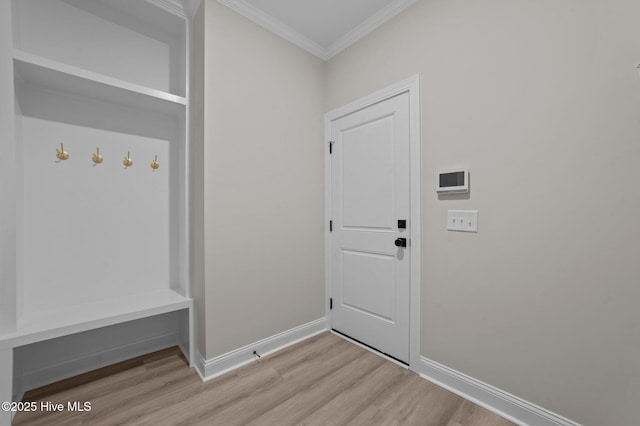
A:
437 168 469 193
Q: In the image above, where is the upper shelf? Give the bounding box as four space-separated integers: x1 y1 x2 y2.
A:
13 50 187 117
12 0 187 96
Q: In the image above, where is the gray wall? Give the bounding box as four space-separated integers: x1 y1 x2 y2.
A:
194 0 326 359
325 1 640 425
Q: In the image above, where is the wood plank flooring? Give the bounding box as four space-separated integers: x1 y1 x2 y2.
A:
14 332 515 425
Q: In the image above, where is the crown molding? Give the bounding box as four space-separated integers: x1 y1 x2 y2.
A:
217 0 416 60
217 0 326 59
148 0 188 18
325 0 416 59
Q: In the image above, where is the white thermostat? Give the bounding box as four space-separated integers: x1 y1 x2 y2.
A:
437 168 469 194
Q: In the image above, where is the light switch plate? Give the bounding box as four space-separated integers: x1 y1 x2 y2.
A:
447 210 478 232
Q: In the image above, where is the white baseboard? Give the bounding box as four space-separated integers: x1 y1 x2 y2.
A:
193 320 577 426
195 318 327 381
419 357 581 426
21 332 180 392
194 348 206 381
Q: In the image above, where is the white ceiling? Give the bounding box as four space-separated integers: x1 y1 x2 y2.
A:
216 0 417 60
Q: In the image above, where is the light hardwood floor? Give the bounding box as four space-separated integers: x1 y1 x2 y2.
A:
14 332 515 425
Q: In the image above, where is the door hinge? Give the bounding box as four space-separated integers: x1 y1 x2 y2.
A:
329 141 333 154
329 220 333 232
330 298 333 310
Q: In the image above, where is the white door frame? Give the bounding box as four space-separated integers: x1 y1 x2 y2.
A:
324 75 421 372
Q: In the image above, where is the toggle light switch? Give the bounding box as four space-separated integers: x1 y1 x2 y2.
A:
447 210 478 232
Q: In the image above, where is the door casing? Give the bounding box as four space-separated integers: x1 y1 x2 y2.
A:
324 75 421 372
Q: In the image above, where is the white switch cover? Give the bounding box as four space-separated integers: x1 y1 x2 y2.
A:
447 210 478 232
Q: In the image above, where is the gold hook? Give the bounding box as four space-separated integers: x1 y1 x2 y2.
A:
150 154 159 170
123 151 133 168
56 143 69 161
92 147 103 165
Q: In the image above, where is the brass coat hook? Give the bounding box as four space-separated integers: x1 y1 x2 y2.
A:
123 151 133 168
92 147 103 165
150 155 159 170
56 143 69 161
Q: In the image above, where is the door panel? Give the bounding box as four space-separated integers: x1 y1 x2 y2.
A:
341 115 395 230
342 249 395 321
330 92 410 363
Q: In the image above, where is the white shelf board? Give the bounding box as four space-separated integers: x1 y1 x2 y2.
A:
0 289 192 349
82 0 188 32
13 49 187 117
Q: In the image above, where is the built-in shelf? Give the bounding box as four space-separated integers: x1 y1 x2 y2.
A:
1 1 193 412
13 49 187 117
0 289 191 349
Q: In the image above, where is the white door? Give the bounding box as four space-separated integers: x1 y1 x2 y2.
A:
330 91 411 363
